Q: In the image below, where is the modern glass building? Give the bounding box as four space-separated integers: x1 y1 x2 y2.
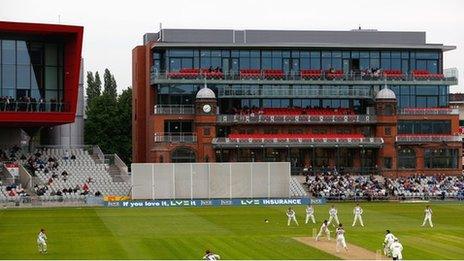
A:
0 21 83 145
132 28 461 176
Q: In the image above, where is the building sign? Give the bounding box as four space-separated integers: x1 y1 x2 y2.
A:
105 198 326 208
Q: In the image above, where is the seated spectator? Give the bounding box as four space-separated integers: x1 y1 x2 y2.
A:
94 191 102 197
61 170 68 176
71 154 76 160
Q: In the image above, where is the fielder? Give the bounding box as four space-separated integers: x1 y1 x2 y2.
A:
352 203 364 227
383 230 397 257
203 250 220 260
286 207 299 226
389 239 403 260
421 205 433 228
37 228 47 254
305 204 316 224
315 220 330 241
335 224 348 253
328 205 340 226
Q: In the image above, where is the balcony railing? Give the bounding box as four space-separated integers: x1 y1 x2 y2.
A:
154 132 197 143
396 135 462 143
217 114 376 124
398 108 459 115
154 105 195 114
218 86 373 98
150 70 458 84
212 137 384 148
0 101 69 113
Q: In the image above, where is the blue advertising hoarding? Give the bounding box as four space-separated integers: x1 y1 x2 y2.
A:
105 198 326 208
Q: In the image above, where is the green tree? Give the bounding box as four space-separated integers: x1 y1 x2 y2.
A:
103 68 117 100
94 71 102 95
114 87 132 163
84 86 132 164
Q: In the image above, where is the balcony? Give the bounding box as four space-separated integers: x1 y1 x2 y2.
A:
217 114 376 125
154 132 197 143
150 69 458 86
398 108 459 115
154 105 195 115
218 85 373 98
0 101 69 113
212 136 384 148
396 134 462 144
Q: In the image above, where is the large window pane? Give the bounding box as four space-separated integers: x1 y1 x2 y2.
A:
2 40 16 64
2 64 15 89
17 41 31 65
17 65 31 89
45 44 58 66
45 67 58 90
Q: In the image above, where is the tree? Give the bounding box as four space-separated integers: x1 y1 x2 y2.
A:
103 68 117 100
94 71 102 95
114 87 132 163
86 71 102 105
84 86 132 164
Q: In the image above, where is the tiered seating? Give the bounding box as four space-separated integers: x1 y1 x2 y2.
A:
383 70 404 79
300 69 322 79
263 69 284 79
412 70 444 80
201 69 224 79
167 68 200 79
290 176 307 197
32 148 130 200
261 108 302 115
326 70 344 79
240 69 261 78
228 133 364 139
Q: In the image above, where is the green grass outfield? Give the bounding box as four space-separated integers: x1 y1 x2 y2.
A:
0 202 463 259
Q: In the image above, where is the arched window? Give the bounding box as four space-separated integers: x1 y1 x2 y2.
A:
171 148 196 163
397 148 416 169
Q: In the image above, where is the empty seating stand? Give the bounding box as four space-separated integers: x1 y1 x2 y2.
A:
412 70 444 80
325 70 344 79
240 69 261 79
263 69 284 79
201 69 224 79
239 107 355 116
383 70 404 80
300 69 322 79
167 68 200 79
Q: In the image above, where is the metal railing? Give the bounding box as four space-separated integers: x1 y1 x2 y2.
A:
218 86 373 98
151 69 458 84
398 108 459 115
213 137 384 148
217 114 376 124
396 135 462 143
153 105 195 114
0 102 69 113
154 132 197 143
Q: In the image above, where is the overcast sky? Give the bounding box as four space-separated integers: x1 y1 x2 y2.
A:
1 0 463 93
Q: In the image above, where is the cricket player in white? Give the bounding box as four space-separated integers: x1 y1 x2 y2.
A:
37 228 47 254
335 224 348 253
305 204 316 224
383 230 397 257
203 250 220 260
328 205 340 226
389 239 403 260
315 220 330 241
421 205 433 227
286 207 299 226
352 203 364 227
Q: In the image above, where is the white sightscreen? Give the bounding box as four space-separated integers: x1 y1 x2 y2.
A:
131 162 290 200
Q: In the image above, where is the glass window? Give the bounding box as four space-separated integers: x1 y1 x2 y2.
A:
45 67 58 90
17 65 31 89
17 41 31 65
45 44 58 66
2 64 15 89
397 148 416 169
2 40 16 64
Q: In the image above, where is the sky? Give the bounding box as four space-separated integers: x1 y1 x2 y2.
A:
1 0 463 93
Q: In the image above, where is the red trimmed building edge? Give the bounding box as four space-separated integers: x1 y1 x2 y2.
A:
0 21 83 126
